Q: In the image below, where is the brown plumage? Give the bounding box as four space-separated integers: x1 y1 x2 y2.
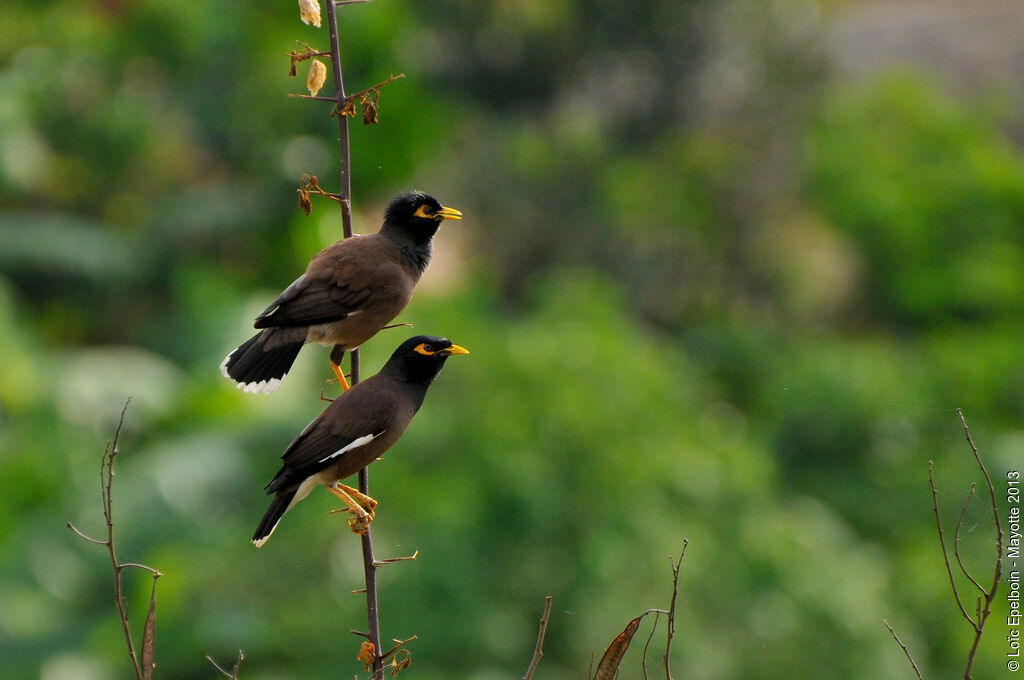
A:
251 335 469 547
221 191 462 393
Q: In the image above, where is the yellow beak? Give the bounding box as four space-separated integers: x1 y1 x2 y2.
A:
436 206 463 221
442 344 470 356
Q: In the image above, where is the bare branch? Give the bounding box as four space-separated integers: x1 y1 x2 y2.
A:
664 540 687 680
289 93 342 103
952 484 986 595
206 650 246 680
121 562 164 577
105 400 144 680
66 521 107 546
373 549 419 567
882 619 924 680
522 596 553 680
955 410 1003 680
378 635 418 662
929 461 976 628
317 2 391 675
68 398 164 680
342 74 406 106
380 322 415 331
640 610 661 680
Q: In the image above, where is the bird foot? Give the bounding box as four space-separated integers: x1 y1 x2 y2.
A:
327 483 377 534
336 483 378 513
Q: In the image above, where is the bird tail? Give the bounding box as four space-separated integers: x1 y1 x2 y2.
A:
252 491 296 548
220 330 304 394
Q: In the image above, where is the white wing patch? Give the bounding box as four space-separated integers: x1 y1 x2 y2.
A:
318 432 382 464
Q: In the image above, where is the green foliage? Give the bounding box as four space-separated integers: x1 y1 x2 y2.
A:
807 71 1024 325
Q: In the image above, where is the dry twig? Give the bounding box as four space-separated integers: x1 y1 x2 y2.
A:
311 2 415 676
206 650 246 679
882 619 924 680
523 596 554 680
592 542 685 680
664 541 686 680
889 410 1003 680
954 409 1003 679
66 398 163 680
640 610 662 680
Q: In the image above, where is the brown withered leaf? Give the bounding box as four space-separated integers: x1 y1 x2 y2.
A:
289 42 320 76
362 96 378 125
141 578 158 680
307 174 319 189
389 648 412 677
593 616 643 680
338 97 359 118
299 189 312 216
307 59 327 97
357 640 376 672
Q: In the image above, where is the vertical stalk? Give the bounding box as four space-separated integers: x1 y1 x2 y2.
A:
323 1 382 676
325 0 353 239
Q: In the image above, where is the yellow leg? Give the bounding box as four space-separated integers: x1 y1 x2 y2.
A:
326 482 376 534
331 361 350 391
336 483 377 513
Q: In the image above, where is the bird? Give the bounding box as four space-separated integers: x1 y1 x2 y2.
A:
221 191 462 394
251 335 469 547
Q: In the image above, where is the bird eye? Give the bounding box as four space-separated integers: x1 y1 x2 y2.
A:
413 342 436 356
413 204 433 219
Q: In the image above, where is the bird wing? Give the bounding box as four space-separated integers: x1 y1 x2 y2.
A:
253 236 404 329
252 272 373 328
265 380 398 493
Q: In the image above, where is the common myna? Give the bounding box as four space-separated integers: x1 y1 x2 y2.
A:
251 335 469 547
221 191 462 393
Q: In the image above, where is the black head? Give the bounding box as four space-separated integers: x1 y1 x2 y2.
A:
381 191 462 245
382 334 470 385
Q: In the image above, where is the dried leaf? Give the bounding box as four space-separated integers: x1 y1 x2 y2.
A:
389 648 412 676
357 640 376 672
289 44 318 76
338 97 358 118
306 59 327 97
298 0 321 27
593 616 643 680
299 189 312 216
141 578 158 680
361 96 378 125
307 174 319 189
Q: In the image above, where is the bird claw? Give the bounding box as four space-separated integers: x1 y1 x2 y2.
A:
327 503 374 534
326 483 377 534
347 511 373 535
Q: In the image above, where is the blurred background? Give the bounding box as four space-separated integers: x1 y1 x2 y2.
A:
1 0 1022 678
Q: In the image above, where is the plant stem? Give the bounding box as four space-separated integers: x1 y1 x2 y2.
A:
324 1 382 676
325 0 353 239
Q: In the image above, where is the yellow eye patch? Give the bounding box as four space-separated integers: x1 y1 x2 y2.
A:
412 204 433 219
413 342 436 356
